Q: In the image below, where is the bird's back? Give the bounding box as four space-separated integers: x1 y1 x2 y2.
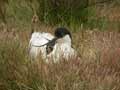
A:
29 32 54 60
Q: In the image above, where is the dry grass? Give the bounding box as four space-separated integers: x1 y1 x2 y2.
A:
0 26 120 90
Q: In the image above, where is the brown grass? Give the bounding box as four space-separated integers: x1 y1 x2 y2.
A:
0 26 120 90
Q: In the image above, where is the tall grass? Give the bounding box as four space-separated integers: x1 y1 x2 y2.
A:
2 0 119 31
0 28 120 90
37 0 88 25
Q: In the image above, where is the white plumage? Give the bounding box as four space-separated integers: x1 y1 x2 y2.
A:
47 35 76 62
29 28 77 63
29 32 54 60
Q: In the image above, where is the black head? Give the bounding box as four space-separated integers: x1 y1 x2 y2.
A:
54 27 72 39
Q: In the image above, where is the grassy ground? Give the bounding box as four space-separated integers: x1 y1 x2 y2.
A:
0 25 120 90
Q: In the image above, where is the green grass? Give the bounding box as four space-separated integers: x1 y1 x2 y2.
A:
1 0 117 31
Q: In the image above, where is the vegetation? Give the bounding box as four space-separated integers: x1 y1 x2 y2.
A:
0 0 119 30
0 29 120 90
0 0 120 90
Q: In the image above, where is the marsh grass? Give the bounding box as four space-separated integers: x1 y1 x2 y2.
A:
0 28 120 90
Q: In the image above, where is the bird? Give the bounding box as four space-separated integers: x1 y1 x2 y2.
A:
29 27 77 63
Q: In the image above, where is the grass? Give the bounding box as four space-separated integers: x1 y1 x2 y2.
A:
0 26 120 90
0 1 120 89
2 0 120 31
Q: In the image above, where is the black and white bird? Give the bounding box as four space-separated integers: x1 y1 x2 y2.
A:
29 27 77 63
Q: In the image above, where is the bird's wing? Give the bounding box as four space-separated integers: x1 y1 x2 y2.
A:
30 32 55 46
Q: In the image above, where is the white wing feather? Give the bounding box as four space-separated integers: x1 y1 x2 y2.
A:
30 32 54 46
29 32 54 60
